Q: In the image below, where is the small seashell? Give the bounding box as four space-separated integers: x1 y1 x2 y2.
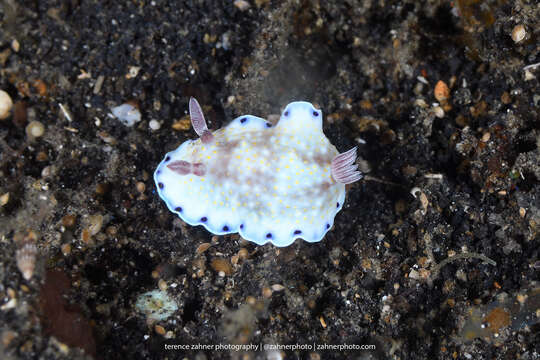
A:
16 240 38 281
434 80 450 102
87 214 104 235
111 103 141 127
25 120 45 138
511 25 526 43
0 90 14 120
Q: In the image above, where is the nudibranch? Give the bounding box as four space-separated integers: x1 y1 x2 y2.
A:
154 98 362 247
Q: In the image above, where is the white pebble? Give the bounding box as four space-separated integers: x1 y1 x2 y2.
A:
111 103 141 127
149 119 161 130
0 90 13 120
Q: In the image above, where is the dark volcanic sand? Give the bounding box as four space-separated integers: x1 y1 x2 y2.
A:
0 1 538 359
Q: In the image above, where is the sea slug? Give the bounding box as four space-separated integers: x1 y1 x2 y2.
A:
154 98 361 246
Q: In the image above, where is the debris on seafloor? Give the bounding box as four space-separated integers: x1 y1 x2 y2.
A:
457 284 540 343
111 102 141 126
135 289 178 322
154 98 363 247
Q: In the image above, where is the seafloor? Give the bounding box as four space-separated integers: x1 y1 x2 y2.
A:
0 1 538 359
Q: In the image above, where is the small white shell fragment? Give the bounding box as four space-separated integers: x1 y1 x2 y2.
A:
0 90 13 120
154 101 355 247
149 119 161 130
111 103 141 126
